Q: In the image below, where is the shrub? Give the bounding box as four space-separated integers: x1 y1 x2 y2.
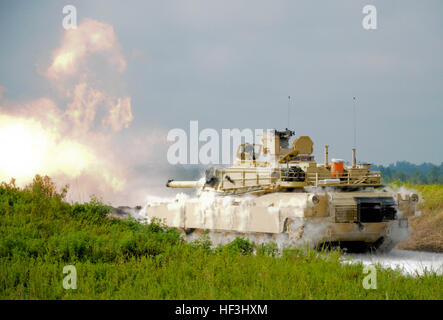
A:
222 237 253 256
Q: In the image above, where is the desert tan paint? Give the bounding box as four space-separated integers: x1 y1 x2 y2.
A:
151 131 418 245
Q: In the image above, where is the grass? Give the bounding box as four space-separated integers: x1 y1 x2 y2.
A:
0 176 441 300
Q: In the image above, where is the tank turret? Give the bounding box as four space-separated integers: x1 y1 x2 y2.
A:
168 129 382 194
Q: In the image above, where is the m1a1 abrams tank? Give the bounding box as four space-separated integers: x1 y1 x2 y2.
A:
143 129 418 252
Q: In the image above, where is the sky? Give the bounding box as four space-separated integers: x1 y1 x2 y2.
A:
0 0 442 204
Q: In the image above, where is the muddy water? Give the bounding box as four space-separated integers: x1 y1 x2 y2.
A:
344 249 443 276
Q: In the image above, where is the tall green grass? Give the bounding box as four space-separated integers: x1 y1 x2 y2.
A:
0 176 441 299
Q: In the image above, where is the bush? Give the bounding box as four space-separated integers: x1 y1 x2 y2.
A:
222 237 253 256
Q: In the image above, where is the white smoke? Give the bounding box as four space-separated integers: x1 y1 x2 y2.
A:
0 18 173 206
131 189 335 251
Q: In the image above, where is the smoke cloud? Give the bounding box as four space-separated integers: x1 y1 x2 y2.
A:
47 18 126 79
0 18 167 206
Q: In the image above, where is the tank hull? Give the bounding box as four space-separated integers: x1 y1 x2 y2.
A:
141 191 415 251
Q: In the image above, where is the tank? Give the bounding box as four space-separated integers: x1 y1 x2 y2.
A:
142 129 418 252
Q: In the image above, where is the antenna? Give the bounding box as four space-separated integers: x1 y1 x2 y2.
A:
353 96 357 149
352 97 357 167
287 95 291 129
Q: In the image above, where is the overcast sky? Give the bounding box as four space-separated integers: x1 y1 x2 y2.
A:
1 0 442 166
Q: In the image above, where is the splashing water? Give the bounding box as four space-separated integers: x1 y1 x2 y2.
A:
344 249 443 277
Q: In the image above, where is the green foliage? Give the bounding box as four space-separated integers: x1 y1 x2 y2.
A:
0 176 441 300
70 197 110 222
221 237 253 256
189 232 213 252
256 242 279 257
373 161 443 184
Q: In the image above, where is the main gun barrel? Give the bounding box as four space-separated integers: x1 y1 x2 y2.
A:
166 179 200 188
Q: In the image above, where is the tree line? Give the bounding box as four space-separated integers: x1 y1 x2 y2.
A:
372 161 443 184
